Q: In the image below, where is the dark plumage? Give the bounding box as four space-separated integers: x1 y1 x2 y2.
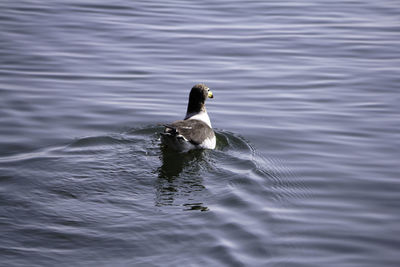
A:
163 120 214 145
186 83 213 116
161 84 216 152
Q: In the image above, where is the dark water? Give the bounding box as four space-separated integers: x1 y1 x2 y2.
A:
1 0 400 266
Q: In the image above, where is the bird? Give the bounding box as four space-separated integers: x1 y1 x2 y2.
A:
160 83 216 152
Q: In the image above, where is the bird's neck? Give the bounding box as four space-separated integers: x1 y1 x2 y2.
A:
186 99 205 116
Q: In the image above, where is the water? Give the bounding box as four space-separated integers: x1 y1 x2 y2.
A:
1 0 400 266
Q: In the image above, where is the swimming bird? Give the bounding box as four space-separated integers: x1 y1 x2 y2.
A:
160 83 216 152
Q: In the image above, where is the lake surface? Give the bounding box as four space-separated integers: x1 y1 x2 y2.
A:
1 0 399 266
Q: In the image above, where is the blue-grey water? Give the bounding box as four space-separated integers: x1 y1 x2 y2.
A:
1 1 399 266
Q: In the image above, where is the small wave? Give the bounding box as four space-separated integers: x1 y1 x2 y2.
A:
67 135 131 148
0 125 306 213
213 130 308 204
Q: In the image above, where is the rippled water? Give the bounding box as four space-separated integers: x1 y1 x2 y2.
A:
1 0 400 266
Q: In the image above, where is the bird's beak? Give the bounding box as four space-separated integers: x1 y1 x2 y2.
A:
208 90 214 99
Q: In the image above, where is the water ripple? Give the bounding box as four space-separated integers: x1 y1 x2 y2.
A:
1 0 400 266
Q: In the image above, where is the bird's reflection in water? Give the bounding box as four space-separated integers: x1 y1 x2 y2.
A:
155 146 210 211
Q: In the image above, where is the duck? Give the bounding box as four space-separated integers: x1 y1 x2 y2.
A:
160 83 216 152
